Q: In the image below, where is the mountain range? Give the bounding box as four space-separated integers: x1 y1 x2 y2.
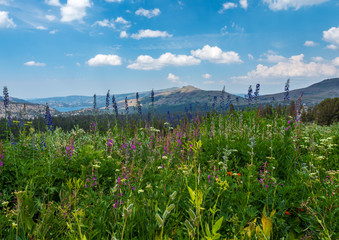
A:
1 78 338 117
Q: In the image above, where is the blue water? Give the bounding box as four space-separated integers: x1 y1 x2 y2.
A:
54 107 88 112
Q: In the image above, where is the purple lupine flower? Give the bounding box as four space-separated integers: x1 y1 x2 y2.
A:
125 96 129 116
44 103 53 132
106 90 110 110
284 79 290 102
0 161 3 167
93 94 97 109
254 83 260 102
112 95 118 118
3 86 9 109
247 85 253 105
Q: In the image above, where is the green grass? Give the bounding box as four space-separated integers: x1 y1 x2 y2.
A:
0 110 338 239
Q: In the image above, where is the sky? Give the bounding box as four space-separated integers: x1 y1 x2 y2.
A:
0 0 339 99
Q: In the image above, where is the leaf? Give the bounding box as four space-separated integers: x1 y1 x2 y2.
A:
167 203 175 213
187 186 195 202
262 214 273 238
205 223 212 237
155 213 163 227
212 216 223 235
185 219 195 233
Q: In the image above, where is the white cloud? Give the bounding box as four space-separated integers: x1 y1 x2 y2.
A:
259 52 287 63
191 45 242 64
248 54 254 60
87 54 122 66
94 19 115 29
135 8 161 18
24 61 46 67
45 0 61 7
36 26 47 30
76 62 81 66
115 17 129 25
131 29 173 40
323 27 339 48
0 0 9 6
127 52 201 70
0 11 15 28
168 73 179 82
61 0 91 22
49 29 58 34
326 44 338 50
46 14 57 21
233 54 339 80
333 57 339 66
263 0 329 11
311 56 324 62
219 2 237 13
120 31 128 38
202 73 212 79
239 0 248 9
304 40 318 47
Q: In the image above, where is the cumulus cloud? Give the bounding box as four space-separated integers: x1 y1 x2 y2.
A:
248 54 254 60
263 0 329 11
304 40 318 47
233 54 339 81
24 61 46 67
311 56 324 62
131 29 173 40
87 54 122 66
333 57 339 66
191 45 242 64
326 44 338 50
61 0 91 22
127 53 201 70
46 14 57 21
94 19 115 28
202 73 212 79
135 8 161 18
120 31 128 38
168 73 179 82
219 2 237 13
36 26 47 30
0 0 9 6
323 27 339 49
259 52 287 63
115 17 129 25
45 0 61 7
0 11 15 28
239 0 248 9
49 29 58 34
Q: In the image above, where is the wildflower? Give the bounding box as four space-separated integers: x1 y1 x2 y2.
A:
107 139 114 147
3 86 9 109
93 94 97 109
227 172 232 176
247 85 253 104
44 103 53 132
284 79 290 102
285 210 291 215
112 95 118 117
208 175 211 183
106 90 110 110
237 173 241 177
138 189 144 193
125 96 129 116
254 83 260 102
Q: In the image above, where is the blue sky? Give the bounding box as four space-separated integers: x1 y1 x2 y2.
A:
0 0 339 98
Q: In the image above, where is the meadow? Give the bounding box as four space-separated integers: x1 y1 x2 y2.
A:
0 103 338 239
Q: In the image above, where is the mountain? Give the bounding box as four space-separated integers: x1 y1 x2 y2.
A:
259 78 339 106
8 77 338 116
28 87 180 110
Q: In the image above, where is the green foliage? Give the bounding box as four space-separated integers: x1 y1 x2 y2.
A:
0 109 338 239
